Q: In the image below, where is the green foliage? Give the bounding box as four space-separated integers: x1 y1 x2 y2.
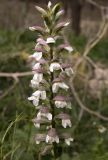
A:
89 39 108 63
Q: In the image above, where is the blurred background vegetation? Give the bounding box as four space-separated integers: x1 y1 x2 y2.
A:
0 0 108 160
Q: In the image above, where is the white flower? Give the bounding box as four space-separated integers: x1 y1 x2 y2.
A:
52 83 59 93
55 101 71 109
46 128 59 144
34 123 40 128
65 138 74 146
65 68 74 76
54 96 71 109
47 113 52 120
62 119 72 128
46 135 59 143
31 71 43 88
32 73 43 83
40 91 46 99
31 73 43 88
37 112 52 121
55 101 67 108
31 79 39 88
37 107 52 121
29 52 42 61
48 1 52 8
28 95 39 106
32 63 41 70
46 37 55 44
56 113 72 128
28 90 46 106
35 134 46 144
33 90 46 100
49 62 62 72
52 82 69 93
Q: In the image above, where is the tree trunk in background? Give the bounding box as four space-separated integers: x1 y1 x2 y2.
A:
71 0 83 36
62 0 69 17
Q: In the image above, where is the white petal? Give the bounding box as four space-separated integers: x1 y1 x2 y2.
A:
55 136 59 143
31 80 39 88
41 91 46 100
64 22 70 26
67 102 72 109
33 99 39 106
28 96 35 101
62 120 67 128
55 101 67 108
68 120 72 127
65 139 70 146
32 52 42 61
52 83 59 93
46 125 51 130
32 63 41 70
32 90 41 97
47 113 52 120
65 68 74 76
37 112 41 119
98 126 106 133
48 1 52 8
36 140 40 144
69 138 74 142
65 46 73 52
46 37 55 44
46 135 50 143
52 82 69 93
29 26 35 31
62 120 72 128
33 73 43 82
49 63 62 72
28 95 39 106
59 82 69 90
34 123 40 128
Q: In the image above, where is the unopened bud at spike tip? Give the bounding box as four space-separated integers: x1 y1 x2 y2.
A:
48 1 52 8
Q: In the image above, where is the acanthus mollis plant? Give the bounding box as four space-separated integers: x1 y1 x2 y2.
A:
28 1 74 159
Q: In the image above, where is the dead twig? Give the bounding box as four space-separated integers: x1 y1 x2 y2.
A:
86 0 105 9
0 71 33 100
0 80 18 100
0 71 33 78
70 82 108 121
83 20 108 57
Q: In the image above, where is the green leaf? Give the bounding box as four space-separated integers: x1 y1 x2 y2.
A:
35 6 47 16
29 26 45 35
54 22 69 34
44 16 51 27
55 10 64 21
52 3 61 16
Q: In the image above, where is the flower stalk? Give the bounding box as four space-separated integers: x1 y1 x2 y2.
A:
28 1 74 159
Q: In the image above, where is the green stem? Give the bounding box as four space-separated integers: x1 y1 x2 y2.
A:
49 47 57 158
50 47 55 127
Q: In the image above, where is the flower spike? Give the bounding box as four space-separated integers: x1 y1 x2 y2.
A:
28 2 74 157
